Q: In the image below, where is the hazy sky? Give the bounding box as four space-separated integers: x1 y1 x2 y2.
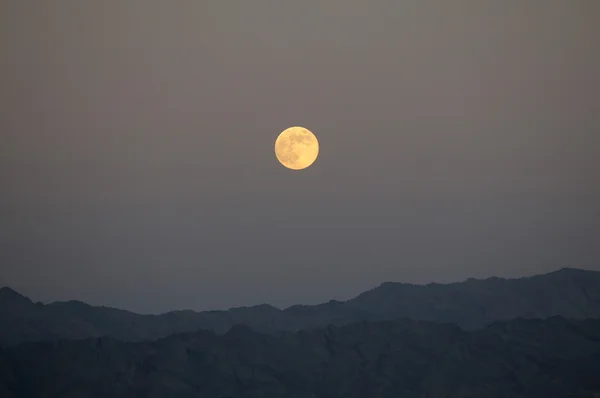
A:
1 1 599 314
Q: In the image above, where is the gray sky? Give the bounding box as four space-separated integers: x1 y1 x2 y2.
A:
1 1 599 314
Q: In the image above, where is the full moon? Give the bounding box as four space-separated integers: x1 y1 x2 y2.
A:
274 126 319 170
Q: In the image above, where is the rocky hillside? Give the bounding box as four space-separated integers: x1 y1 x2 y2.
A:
2 268 600 346
1 317 600 397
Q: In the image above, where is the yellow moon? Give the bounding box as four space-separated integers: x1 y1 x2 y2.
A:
274 126 319 170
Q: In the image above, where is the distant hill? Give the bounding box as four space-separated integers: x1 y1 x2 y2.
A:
2 267 600 346
1 317 600 397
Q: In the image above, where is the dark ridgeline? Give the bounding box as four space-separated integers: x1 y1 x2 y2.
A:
2 268 600 347
1 317 600 397
1 268 600 397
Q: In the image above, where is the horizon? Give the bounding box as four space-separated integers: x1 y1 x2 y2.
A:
2 266 595 315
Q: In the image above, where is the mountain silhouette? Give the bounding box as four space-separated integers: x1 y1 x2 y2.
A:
1 317 600 397
2 268 600 346
0 287 33 310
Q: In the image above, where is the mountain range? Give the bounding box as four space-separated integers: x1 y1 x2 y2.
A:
2 317 600 397
2 267 600 347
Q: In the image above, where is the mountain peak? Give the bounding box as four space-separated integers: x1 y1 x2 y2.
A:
0 286 27 299
224 324 257 338
0 287 34 309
